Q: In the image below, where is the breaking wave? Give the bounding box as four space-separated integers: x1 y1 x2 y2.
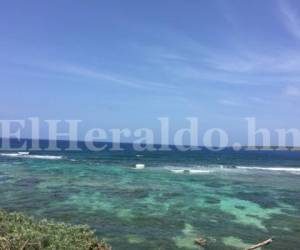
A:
236 166 300 172
164 164 300 175
165 166 212 174
0 152 63 160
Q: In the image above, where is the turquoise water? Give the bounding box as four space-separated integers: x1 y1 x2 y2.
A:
0 149 300 249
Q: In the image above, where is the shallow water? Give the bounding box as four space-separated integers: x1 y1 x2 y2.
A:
0 148 300 249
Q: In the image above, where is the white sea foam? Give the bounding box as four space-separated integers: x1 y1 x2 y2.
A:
25 155 63 160
166 165 300 175
169 169 187 174
0 152 63 160
1 152 30 156
236 166 300 172
195 164 229 169
166 167 212 174
189 169 211 174
134 164 145 169
1 153 21 157
17 152 30 155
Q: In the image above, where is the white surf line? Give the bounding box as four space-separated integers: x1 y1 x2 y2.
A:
237 166 300 172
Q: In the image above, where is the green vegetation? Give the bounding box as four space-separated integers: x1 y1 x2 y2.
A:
0 209 111 250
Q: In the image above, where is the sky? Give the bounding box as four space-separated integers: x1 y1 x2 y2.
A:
0 0 300 145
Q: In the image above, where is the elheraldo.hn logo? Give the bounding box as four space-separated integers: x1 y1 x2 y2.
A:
1 117 300 151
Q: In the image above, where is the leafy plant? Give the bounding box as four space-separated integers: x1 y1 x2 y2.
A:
0 210 111 250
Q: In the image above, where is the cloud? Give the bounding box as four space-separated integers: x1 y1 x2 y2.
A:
137 35 300 89
218 99 241 107
248 97 268 104
285 85 300 96
15 60 176 91
279 0 300 40
54 64 168 90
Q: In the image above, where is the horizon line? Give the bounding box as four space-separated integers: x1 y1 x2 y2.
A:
0 137 299 150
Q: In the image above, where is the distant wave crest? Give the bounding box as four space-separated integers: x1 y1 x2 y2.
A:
165 165 300 175
236 166 300 172
165 166 212 174
0 152 63 160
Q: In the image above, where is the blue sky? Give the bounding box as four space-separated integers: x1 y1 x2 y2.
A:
0 0 300 144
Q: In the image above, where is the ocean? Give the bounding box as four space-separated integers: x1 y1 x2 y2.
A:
0 140 299 249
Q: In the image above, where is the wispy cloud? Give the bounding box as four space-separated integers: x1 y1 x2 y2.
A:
248 97 269 104
139 42 300 88
279 0 300 40
14 60 176 91
218 96 268 107
54 63 173 90
218 99 242 107
284 85 300 96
